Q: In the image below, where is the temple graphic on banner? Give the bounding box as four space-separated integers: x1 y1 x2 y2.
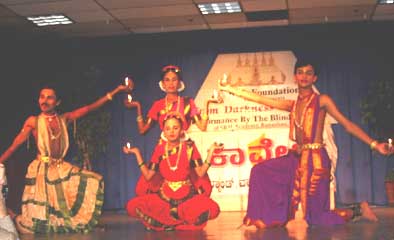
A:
226 53 286 86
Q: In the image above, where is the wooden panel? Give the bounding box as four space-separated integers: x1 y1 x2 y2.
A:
96 0 193 9
122 15 205 28
6 0 102 16
67 10 114 23
288 0 377 9
132 24 208 33
290 5 375 20
110 4 199 19
241 0 287 12
210 19 288 29
204 13 246 24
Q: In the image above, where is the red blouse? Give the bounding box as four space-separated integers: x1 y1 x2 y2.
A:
147 96 199 130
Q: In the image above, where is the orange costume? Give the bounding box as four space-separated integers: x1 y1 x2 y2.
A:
126 139 219 231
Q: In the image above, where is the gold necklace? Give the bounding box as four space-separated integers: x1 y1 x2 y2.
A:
297 92 313 101
293 93 315 130
165 142 182 171
43 113 57 122
165 96 180 113
46 115 62 140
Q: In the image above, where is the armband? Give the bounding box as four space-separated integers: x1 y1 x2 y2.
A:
204 160 211 167
201 113 209 120
106 93 113 101
370 140 378 150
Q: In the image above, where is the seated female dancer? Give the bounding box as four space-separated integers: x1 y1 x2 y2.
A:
123 114 221 231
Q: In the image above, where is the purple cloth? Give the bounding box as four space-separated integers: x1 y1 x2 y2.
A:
246 149 345 226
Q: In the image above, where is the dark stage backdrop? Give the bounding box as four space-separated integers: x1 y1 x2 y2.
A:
0 22 393 211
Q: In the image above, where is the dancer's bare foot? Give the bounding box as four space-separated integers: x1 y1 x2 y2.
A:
237 222 256 230
15 215 33 234
240 217 266 229
286 219 308 240
254 220 267 229
360 201 378 222
286 218 308 230
237 224 257 230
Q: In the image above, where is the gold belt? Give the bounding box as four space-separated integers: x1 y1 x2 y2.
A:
165 179 190 192
301 143 325 150
37 155 63 166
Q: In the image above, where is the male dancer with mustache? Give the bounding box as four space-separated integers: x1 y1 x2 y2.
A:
0 83 130 234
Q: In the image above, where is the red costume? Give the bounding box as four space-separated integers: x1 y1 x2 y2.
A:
147 96 199 130
126 139 219 231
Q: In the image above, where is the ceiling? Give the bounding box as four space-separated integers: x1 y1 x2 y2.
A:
0 0 393 38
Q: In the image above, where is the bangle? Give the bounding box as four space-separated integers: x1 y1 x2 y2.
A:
370 140 378 150
136 115 143 122
204 160 211 167
138 162 145 168
106 93 113 101
201 113 209 120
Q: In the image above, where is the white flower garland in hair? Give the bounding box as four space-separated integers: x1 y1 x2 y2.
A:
159 81 185 92
160 130 189 142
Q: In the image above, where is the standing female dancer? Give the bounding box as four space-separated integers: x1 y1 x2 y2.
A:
125 65 219 134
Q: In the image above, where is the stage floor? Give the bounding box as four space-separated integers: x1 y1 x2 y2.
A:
19 206 394 240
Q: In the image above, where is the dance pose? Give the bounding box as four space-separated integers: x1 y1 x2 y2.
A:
219 58 393 228
0 83 131 233
125 64 220 134
123 114 221 231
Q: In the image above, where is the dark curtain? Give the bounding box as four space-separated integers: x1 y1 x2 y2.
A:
1 22 393 211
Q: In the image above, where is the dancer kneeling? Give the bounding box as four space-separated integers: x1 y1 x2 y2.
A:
123 114 220 231
220 58 393 228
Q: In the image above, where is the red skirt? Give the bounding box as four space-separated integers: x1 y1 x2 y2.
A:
126 175 219 231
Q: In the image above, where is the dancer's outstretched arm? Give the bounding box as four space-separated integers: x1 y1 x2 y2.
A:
0 117 35 163
65 84 130 122
219 83 293 112
321 94 392 155
123 146 155 181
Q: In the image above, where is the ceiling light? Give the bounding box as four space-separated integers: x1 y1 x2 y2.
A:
197 1 242 15
379 0 394 4
27 14 73 27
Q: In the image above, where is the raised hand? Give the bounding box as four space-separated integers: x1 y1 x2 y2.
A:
218 77 235 95
208 142 224 155
124 77 134 90
374 142 394 155
124 99 140 109
117 84 132 93
207 89 224 104
123 146 140 155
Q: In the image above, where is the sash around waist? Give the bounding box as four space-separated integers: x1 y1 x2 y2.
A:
301 143 325 150
36 154 64 165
